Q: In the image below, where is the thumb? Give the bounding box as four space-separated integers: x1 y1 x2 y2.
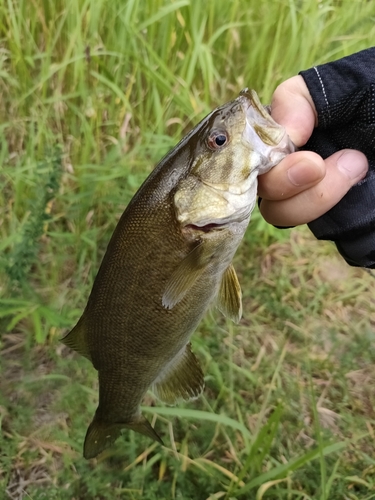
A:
259 149 368 227
271 75 317 147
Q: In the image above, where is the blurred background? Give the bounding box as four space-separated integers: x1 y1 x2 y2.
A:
1 1 375 498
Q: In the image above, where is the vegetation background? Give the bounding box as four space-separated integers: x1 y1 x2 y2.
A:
1 0 375 498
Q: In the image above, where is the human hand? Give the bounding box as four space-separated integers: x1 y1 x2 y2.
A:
258 75 369 227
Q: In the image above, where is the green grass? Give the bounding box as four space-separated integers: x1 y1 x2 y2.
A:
1 0 375 498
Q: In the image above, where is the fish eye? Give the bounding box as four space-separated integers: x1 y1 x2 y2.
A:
207 131 228 150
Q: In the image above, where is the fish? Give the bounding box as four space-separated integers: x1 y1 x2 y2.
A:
62 89 294 459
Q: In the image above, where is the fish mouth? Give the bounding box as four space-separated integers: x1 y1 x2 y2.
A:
239 88 275 123
238 88 295 170
239 89 285 147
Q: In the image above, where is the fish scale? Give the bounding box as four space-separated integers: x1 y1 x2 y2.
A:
62 89 294 459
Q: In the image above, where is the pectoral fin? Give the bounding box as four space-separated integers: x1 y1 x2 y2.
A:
61 315 92 362
152 343 205 405
162 241 208 309
216 264 242 323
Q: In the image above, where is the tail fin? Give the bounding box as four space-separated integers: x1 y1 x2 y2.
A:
125 416 164 445
83 414 163 459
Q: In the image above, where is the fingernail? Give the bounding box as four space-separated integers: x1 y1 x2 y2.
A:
337 150 368 180
287 161 321 186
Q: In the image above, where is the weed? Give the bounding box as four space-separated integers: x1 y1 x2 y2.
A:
1 0 375 499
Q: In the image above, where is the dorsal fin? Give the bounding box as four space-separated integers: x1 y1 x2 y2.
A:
61 315 92 362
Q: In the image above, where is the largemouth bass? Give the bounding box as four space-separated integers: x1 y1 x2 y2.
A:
63 89 294 459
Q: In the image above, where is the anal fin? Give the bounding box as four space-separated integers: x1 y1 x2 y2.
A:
152 343 205 405
216 264 242 323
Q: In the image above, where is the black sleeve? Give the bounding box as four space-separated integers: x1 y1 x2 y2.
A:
299 47 375 268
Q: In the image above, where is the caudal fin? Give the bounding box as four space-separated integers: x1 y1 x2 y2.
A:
83 415 163 459
125 415 164 445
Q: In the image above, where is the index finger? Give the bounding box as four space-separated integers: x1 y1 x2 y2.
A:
258 151 326 201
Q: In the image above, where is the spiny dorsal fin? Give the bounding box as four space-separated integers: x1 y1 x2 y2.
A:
216 264 242 323
152 343 205 405
162 241 208 310
61 315 92 362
